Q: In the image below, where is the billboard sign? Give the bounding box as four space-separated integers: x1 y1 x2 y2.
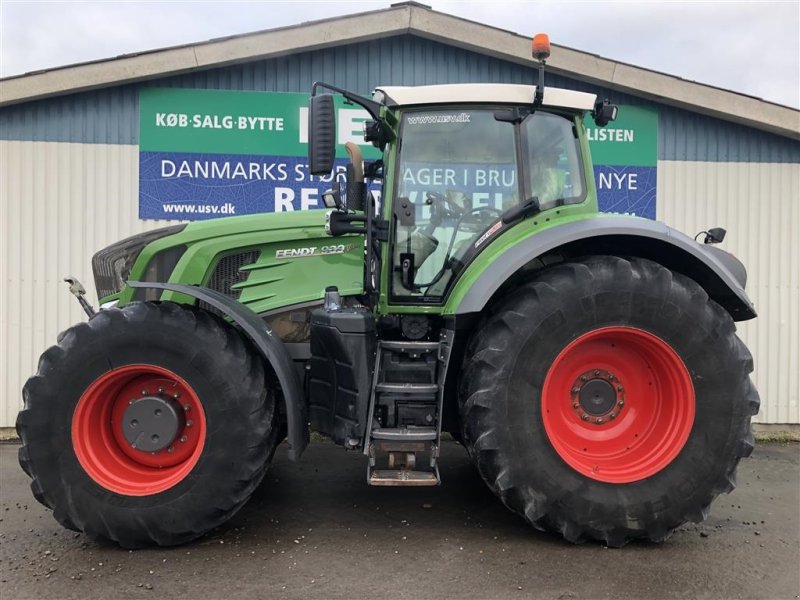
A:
139 88 378 220
139 89 658 220
587 104 659 219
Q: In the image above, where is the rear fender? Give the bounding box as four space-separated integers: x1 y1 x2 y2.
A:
127 281 308 460
447 216 756 321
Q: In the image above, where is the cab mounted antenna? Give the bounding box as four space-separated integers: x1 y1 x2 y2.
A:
532 33 551 108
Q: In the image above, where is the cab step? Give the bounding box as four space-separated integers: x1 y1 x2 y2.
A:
364 332 454 487
374 382 439 394
369 469 440 486
380 340 440 353
371 427 437 441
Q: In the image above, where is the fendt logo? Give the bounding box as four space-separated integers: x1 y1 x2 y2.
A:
275 247 318 259
275 244 350 259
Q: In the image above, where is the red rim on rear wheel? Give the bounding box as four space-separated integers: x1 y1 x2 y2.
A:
71 365 207 496
541 326 695 484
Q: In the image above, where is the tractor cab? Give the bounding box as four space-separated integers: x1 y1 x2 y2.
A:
309 82 612 311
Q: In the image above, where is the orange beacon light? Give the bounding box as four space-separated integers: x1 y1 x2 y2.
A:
532 33 551 62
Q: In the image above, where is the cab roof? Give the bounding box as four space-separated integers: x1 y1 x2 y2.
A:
373 84 596 111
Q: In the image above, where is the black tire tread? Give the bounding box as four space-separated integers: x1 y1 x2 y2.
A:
16 301 280 548
459 256 759 546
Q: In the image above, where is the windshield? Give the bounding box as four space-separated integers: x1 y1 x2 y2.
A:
390 108 583 302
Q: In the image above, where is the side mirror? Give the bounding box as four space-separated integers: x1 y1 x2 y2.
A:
308 94 336 175
704 227 727 245
593 99 618 127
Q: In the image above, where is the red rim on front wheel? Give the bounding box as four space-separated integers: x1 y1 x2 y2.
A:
541 326 695 484
72 365 207 496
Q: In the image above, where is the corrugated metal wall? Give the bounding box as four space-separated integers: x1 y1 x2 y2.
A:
659 160 800 423
0 141 170 427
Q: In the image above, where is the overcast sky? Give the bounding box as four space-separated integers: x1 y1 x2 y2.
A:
1 0 798 108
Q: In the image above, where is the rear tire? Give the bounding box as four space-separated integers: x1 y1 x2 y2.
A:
459 256 759 546
17 302 279 548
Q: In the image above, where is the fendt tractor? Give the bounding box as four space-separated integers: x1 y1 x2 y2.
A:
18 35 759 548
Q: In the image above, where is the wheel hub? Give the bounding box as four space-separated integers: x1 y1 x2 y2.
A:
122 394 184 452
570 369 624 424
579 379 616 415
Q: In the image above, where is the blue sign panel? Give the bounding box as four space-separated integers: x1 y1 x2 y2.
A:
595 166 657 219
139 152 351 220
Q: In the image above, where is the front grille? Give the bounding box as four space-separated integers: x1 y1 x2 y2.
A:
199 250 260 313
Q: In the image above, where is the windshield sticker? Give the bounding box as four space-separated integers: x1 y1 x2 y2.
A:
406 113 472 125
474 221 503 249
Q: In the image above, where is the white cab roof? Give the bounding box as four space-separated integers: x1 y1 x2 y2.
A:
373 84 596 111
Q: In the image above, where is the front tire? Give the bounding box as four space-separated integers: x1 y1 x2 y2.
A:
17 302 279 548
459 256 759 546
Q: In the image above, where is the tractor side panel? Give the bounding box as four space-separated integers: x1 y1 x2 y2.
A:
235 237 365 314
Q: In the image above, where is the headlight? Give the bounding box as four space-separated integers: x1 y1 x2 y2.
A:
92 225 186 299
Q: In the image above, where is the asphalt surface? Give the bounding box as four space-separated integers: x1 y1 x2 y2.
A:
1 440 798 600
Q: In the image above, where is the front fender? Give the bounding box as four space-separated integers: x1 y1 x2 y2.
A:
446 216 756 321
127 281 308 460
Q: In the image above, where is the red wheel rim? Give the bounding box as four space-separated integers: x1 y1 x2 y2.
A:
72 365 206 496
541 326 694 483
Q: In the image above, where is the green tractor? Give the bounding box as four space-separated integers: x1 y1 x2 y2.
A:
17 36 758 548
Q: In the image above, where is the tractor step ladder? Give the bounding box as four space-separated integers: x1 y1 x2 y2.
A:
365 336 453 486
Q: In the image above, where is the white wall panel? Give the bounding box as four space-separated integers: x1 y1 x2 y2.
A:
1 142 798 426
658 160 800 424
0 141 174 427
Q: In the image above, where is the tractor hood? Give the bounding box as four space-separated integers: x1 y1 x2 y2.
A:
104 210 365 315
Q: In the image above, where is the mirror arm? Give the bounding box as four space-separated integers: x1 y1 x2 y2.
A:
312 81 383 121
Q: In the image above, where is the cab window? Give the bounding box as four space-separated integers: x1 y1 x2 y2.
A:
391 110 518 300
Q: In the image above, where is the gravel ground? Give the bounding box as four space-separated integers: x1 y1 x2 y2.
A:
1 440 798 600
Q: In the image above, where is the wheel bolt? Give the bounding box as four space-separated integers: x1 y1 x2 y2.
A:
183 404 190 412
580 376 587 382
595 418 604 424
617 385 624 392
173 393 180 399
186 420 193 428
581 414 589 421
608 374 616 381
609 412 617 419
572 402 580 409
167 446 174 453
571 387 580 394
594 370 600 376
141 389 148 396
180 436 187 443
617 400 624 407
158 387 164 394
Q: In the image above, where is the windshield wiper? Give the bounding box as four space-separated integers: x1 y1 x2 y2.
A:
501 196 540 224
